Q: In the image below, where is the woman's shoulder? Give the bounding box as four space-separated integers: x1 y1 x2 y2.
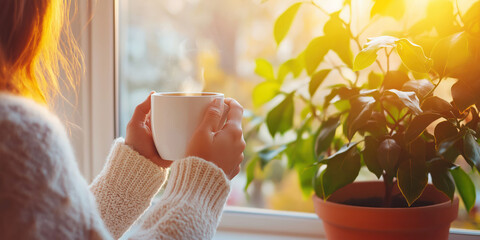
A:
0 93 66 134
0 93 72 161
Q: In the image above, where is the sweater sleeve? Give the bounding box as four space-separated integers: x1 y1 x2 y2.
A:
129 156 231 240
89 138 168 239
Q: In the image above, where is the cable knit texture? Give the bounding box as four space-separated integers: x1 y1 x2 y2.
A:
133 157 231 240
90 139 168 239
0 93 231 240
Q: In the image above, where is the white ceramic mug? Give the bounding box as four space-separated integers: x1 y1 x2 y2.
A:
151 92 224 161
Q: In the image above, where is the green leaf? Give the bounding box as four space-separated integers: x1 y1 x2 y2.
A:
324 12 353 67
358 112 388 138
409 19 433 36
434 121 460 162
421 96 454 115
254 59 275 80
377 138 401 177
368 72 383 89
286 127 316 168
324 142 359 161
383 70 409 90
353 36 397 71
309 69 331 97
463 131 480 172
304 37 330 75
278 57 304 82
402 79 434 100
427 0 457 37
463 2 480 37
429 159 456 200
371 0 406 20
451 167 476 212
258 145 287 169
397 158 428 206
315 116 340 156
386 89 423 115
346 96 376 140
320 142 361 199
297 164 318 198
266 92 294 137
338 87 360 99
314 167 326 199
274 2 302 45
395 38 432 73
431 32 470 77
438 135 463 162
364 136 383 178
353 50 377 71
244 157 258 191
405 113 442 143
410 137 426 162
452 80 477 113
434 121 458 146
467 108 480 134
252 81 280 107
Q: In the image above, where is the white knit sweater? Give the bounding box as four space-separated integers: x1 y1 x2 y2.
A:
0 93 231 239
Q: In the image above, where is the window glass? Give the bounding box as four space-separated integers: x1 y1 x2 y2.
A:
118 0 480 230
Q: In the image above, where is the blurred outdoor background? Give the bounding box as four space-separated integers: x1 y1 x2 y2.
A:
118 0 480 229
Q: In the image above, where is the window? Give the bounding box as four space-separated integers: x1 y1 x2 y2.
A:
115 0 480 235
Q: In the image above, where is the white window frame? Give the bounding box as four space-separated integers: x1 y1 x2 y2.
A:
70 1 479 239
71 0 117 180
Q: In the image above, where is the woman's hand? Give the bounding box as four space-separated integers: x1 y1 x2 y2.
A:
186 98 246 180
125 92 172 168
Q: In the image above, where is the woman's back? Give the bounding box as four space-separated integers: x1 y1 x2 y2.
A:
0 93 111 239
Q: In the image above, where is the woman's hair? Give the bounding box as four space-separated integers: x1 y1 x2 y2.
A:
0 0 82 104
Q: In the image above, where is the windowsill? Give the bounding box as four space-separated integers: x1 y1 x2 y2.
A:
215 206 480 240
215 206 326 240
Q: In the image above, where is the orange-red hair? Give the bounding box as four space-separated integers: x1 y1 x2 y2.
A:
0 0 82 104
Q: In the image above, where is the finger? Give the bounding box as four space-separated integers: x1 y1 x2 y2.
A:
131 92 155 124
223 98 243 128
198 98 224 132
145 111 152 129
217 103 230 130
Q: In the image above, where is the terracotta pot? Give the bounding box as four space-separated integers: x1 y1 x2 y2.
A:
313 181 459 240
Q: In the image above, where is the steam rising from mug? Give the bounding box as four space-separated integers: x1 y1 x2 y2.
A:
179 68 205 94
151 92 224 161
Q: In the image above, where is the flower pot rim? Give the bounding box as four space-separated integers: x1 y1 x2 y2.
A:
312 181 460 231
312 192 459 211
312 181 459 212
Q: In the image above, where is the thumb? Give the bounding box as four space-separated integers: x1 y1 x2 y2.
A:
131 92 154 124
199 98 224 132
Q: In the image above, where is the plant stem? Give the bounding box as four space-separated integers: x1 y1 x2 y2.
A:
455 0 465 26
385 48 390 73
383 174 394 207
299 94 322 122
381 101 397 130
348 2 353 25
375 59 386 75
422 77 444 104
310 1 329 16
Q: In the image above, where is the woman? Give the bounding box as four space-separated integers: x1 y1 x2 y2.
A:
0 0 245 239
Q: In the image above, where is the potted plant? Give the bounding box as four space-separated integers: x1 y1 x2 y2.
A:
245 0 480 239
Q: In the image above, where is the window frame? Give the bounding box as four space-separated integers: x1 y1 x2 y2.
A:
72 0 117 181
75 1 480 238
